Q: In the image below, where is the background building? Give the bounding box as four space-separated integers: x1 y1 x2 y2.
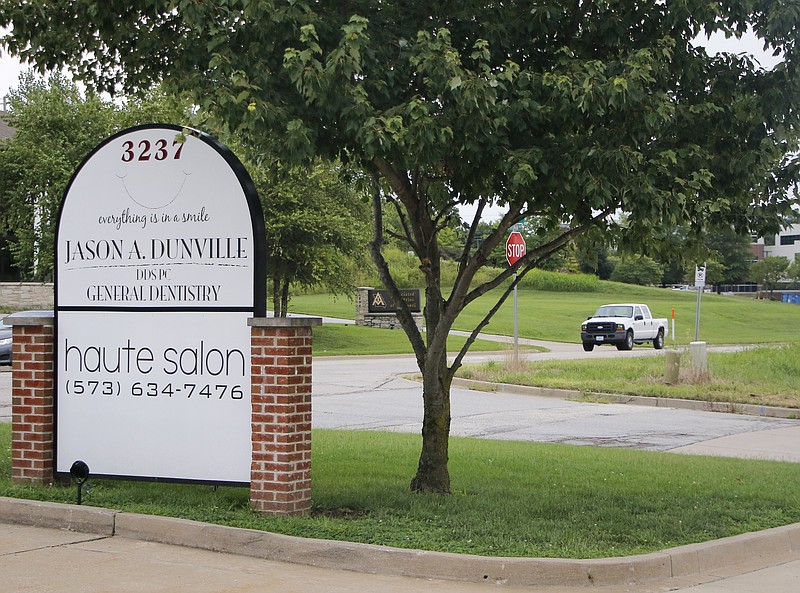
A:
753 223 800 262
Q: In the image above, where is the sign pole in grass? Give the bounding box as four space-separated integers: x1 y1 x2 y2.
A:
671 308 675 344
513 274 518 355
506 230 526 359
691 264 708 377
694 264 706 342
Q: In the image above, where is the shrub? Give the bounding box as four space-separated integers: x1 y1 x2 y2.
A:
610 255 663 286
518 269 599 292
348 249 598 293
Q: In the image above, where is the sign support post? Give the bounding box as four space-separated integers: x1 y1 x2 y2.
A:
694 264 706 342
691 264 708 377
513 274 519 354
505 230 526 360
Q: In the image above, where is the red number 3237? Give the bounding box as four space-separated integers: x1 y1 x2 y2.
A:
121 138 185 162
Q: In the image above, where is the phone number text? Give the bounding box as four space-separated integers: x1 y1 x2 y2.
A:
64 380 245 400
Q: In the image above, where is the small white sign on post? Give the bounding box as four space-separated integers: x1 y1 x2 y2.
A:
694 265 706 288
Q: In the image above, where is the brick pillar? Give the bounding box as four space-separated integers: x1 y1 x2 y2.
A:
5 311 56 485
248 316 321 516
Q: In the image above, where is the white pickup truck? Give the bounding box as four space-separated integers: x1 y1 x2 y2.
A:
580 303 667 352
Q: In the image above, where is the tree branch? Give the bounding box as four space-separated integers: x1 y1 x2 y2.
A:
467 208 614 308
457 198 487 275
388 193 420 254
564 0 594 42
367 174 427 367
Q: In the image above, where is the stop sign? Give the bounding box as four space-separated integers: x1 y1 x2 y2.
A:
506 231 526 266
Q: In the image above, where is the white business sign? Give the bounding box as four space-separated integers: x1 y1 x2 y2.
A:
55 125 265 483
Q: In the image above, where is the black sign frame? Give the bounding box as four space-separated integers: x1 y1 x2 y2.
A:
53 124 266 486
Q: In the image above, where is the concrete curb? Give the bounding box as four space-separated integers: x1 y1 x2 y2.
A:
2 497 799 588
451 377 800 419
0 497 115 535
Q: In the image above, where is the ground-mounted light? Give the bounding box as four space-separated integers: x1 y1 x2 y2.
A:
69 460 90 505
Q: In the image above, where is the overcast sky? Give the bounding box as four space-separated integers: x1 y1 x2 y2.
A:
0 50 21 98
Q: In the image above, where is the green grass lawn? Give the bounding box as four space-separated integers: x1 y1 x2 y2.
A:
458 343 800 409
291 283 800 345
293 288 800 408
313 323 526 355
1 426 798 558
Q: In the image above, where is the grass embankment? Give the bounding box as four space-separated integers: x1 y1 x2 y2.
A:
458 343 800 410
292 282 800 345
294 287 800 407
1 425 798 558
312 323 522 356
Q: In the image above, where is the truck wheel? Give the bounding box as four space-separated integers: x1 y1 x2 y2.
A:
653 328 665 350
617 330 634 351
582 342 594 352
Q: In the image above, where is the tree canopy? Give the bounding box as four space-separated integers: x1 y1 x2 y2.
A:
0 71 186 279
751 254 790 296
4 0 799 492
609 254 664 286
248 158 371 315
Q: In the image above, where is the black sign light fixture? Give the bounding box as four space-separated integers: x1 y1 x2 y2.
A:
69 460 90 505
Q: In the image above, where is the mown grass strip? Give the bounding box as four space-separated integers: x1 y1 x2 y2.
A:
1 426 798 558
291 283 800 345
457 343 800 409
312 323 522 356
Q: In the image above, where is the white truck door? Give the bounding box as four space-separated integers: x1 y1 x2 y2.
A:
633 305 651 337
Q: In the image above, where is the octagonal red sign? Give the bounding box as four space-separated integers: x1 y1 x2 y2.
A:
506 231 526 266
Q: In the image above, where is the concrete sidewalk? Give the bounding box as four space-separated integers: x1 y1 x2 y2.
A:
2 498 800 592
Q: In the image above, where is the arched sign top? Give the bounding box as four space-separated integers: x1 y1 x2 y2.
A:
56 124 266 314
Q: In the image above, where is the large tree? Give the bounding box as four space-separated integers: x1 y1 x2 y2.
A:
751 255 790 297
609 254 664 286
0 71 186 279
4 1 798 493
249 158 371 316
705 227 756 288
647 224 755 288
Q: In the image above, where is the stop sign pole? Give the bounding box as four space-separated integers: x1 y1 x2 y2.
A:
506 231 526 358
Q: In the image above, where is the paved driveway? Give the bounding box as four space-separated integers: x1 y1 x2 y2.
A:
310 351 799 458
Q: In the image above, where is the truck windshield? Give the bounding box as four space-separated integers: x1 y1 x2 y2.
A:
594 305 633 318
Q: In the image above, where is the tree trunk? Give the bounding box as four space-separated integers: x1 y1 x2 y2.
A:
271 276 281 317
281 279 290 317
271 275 288 317
410 350 452 493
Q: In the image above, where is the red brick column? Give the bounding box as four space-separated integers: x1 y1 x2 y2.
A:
248 317 321 516
5 312 56 485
